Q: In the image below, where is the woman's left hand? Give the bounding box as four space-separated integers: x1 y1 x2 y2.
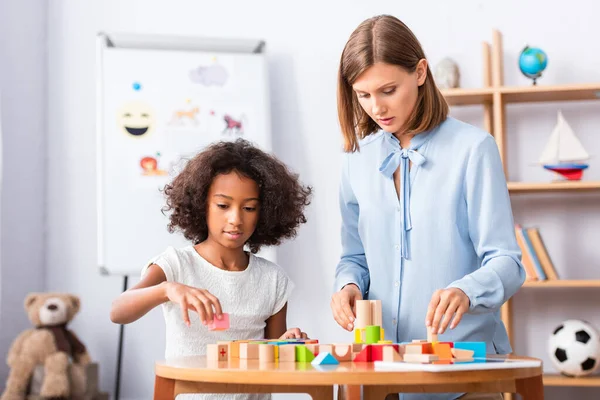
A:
279 328 308 340
425 288 470 334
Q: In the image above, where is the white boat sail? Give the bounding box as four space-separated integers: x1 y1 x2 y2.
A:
538 111 590 165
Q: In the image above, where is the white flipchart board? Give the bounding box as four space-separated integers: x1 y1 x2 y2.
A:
96 33 275 276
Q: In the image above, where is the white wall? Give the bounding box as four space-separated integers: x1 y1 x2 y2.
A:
43 1 600 399
0 0 47 384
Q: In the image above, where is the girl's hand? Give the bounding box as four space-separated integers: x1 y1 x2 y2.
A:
279 328 308 339
330 284 362 331
425 288 469 334
164 282 223 327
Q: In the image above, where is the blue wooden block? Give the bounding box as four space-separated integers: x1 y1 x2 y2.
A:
311 351 339 366
453 342 486 358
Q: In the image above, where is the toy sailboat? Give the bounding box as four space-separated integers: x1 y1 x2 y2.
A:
539 111 590 181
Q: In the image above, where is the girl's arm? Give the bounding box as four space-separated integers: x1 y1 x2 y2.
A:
264 303 307 339
446 135 526 314
110 265 168 324
110 264 223 325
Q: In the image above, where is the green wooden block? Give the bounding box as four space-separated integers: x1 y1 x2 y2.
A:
365 325 381 344
295 344 315 362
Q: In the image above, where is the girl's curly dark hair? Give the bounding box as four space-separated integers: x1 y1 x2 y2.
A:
162 139 312 253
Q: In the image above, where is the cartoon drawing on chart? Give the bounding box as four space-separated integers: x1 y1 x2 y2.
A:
189 58 229 86
140 153 168 176
222 114 246 136
169 99 200 127
117 100 156 138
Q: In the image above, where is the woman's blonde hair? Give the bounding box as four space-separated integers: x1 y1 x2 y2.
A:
337 15 448 152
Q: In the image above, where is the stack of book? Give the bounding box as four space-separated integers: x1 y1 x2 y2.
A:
514 224 559 281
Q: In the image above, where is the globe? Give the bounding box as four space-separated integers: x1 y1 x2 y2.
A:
519 45 548 85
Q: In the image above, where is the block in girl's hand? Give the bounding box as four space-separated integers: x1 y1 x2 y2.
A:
208 313 230 331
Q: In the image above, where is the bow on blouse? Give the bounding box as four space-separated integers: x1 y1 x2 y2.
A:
379 148 426 260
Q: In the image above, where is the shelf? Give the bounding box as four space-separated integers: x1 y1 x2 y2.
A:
507 181 600 193
500 83 600 103
523 280 600 288
543 374 600 387
440 87 493 106
442 84 600 106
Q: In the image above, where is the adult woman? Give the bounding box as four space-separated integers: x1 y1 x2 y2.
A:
330 15 525 400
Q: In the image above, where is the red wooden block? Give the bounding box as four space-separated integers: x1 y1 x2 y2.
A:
370 344 400 361
352 345 372 362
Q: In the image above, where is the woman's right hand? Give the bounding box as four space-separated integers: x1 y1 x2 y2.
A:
330 284 363 331
164 282 223 327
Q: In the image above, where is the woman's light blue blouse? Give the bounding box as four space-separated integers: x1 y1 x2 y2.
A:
334 117 526 363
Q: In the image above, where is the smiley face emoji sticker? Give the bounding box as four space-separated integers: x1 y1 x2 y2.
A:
117 100 156 137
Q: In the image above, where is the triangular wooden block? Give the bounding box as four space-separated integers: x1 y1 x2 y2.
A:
352 345 372 362
295 345 315 362
311 351 340 365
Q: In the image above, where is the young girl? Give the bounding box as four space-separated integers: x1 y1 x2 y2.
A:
330 15 525 400
111 139 312 399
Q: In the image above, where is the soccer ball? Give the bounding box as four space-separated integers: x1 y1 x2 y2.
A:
548 319 600 377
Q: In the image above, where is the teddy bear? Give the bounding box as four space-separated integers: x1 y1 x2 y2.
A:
1 292 91 400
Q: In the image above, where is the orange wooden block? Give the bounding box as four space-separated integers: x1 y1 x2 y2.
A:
432 342 453 359
206 344 228 361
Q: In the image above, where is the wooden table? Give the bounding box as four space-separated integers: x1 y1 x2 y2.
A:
154 355 544 399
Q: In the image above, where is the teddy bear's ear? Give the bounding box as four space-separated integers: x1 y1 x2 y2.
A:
24 293 39 310
70 295 81 313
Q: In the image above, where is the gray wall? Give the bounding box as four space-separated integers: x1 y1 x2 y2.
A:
0 0 47 384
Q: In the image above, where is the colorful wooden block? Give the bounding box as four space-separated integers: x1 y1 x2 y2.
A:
354 328 364 343
370 300 382 326
382 346 403 362
427 325 438 343
432 342 453 359
453 342 486 359
218 340 239 359
278 344 296 362
405 343 433 354
208 313 230 331
295 345 315 363
352 344 372 362
403 353 439 363
451 348 474 359
333 344 352 361
239 343 259 359
258 344 275 363
365 325 381 344
311 351 339 365
206 344 228 361
355 300 371 329
370 344 399 361
305 343 319 355
352 343 364 353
